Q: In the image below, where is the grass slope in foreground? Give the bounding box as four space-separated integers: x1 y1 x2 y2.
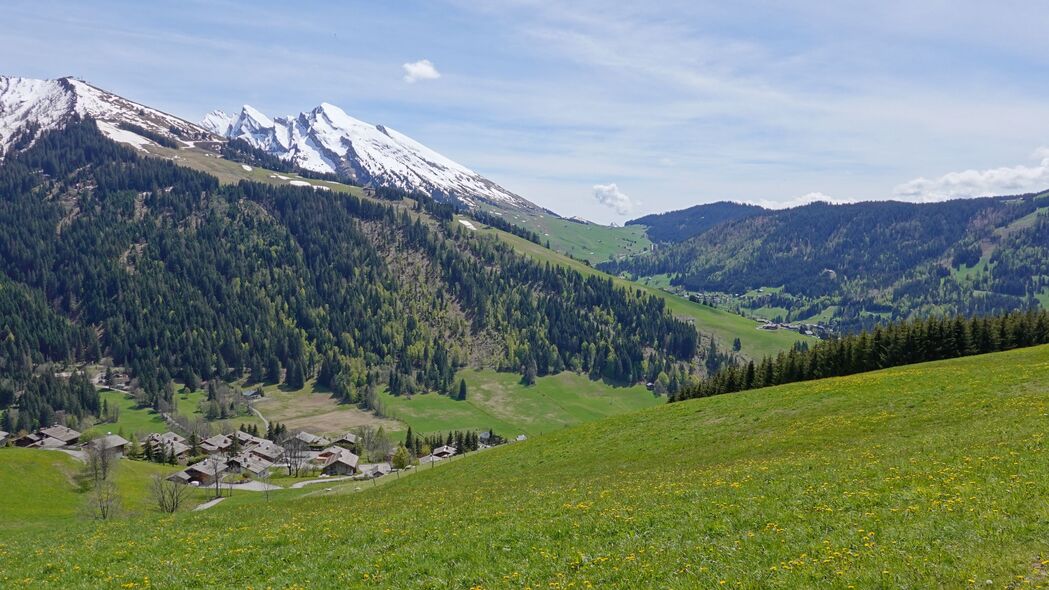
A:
4 345 1049 587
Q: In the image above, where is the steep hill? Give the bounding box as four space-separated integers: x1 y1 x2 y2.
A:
4 344 1048 588
605 195 1049 331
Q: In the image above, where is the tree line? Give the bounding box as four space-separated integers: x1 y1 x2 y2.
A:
673 309 1049 401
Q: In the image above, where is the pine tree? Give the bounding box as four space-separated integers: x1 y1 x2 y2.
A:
458 379 467 401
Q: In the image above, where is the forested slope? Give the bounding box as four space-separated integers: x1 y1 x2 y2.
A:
605 196 1049 331
0 119 700 431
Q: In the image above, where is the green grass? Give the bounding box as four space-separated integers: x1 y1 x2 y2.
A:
0 449 187 532
381 369 663 436
6 345 1049 587
491 208 652 264
84 390 169 438
481 227 802 359
1037 287 1049 310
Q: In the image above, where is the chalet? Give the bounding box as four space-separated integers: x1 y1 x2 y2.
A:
320 448 359 476
242 388 263 401
294 431 331 450
225 453 272 477
515 434 528 442
39 425 82 446
145 431 186 446
89 434 130 457
145 432 191 462
14 432 42 447
201 434 233 454
358 462 392 478
233 430 267 448
248 440 283 463
168 458 227 486
18 425 82 448
331 432 358 450
0 430 8 446
418 454 441 464
157 440 191 463
432 445 456 459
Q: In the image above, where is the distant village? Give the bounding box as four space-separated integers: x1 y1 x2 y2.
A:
6 421 518 492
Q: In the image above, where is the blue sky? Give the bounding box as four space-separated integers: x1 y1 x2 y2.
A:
4 0 1049 223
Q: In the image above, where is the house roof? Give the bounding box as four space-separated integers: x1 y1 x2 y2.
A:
201 434 232 450
39 425 81 443
249 441 283 461
294 431 330 446
160 440 191 456
433 445 457 456
359 462 392 476
91 434 130 450
333 432 358 444
323 448 359 469
234 430 266 446
186 458 228 475
228 452 272 474
0 430 8 439
146 431 186 445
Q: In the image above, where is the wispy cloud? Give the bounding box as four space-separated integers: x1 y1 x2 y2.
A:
402 59 441 83
893 147 1049 202
593 183 634 215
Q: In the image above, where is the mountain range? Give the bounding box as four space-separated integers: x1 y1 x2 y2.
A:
0 75 541 213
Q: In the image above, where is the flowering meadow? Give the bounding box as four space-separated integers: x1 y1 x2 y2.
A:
3 344 1049 588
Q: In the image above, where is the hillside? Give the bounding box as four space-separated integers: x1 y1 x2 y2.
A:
627 200 765 244
0 119 705 433
605 195 1049 331
476 221 804 359
3 344 1048 587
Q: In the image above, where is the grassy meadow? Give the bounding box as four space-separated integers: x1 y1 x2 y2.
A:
3 345 1049 587
380 368 663 436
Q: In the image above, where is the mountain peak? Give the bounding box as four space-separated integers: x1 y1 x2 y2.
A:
208 100 544 212
0 75 211 156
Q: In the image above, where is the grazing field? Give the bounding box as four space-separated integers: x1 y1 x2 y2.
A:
498 209 653 263
0 449 185 531
250 379 403 435
4 345 1049 588
83 389 169 438
380 369 662 436
483 226 803 358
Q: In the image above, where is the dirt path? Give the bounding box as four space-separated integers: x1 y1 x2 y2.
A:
194 497 225 511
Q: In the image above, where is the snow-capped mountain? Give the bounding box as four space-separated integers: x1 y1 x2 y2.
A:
0 75 543 213
205 102 540 211
0 76 210 156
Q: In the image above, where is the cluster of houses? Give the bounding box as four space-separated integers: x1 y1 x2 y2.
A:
7 422 481 489
163 429 416 487
757 321 831 338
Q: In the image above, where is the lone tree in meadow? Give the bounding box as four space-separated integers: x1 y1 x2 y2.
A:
458 378 468 401
150 474 190 513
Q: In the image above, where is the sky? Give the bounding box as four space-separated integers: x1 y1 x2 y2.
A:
4 1 1049 224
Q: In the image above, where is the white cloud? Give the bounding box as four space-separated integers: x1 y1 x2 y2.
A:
893 147 1049 202
592 182 634 215
402 59 441 83
752 192 855 210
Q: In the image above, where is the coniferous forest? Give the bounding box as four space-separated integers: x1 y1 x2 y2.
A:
674 309 1049 401
0 120 698 430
